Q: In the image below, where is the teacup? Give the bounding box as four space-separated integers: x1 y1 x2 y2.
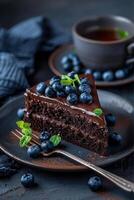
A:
73 15 134 71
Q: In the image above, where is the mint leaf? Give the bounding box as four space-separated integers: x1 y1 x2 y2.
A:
50 134 61 147
16 121 31 129
93 108 103 116
117 29 129 39
19 135 31 147
60 75 73 86
16 120 32 148
74 74 80 84
22 128 32 136
16 121 24 129
23 122 31 129
19 135 27 147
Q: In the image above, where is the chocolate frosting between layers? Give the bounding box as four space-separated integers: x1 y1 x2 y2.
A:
24 75 106 128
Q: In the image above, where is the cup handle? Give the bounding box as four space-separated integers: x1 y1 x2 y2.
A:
126 43 134 65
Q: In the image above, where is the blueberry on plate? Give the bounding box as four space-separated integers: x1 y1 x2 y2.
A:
65 85 76 94
115 69 126 80
49 76 60 86
27 144 41 158
63 63 73 72
105 113 116 126
68 71 76 79
79 92 93 104
52 82 64 92
39 131 51 142
79 84 91 93
45 86 57 98
36 82 46 94
57 91 66 97
17 108 25 119
67 93 78 105
68 53 77 61
84 69 92 75
109 132 122 145
41 140 54 152
72 57 80 66
73 65 81 73
21 173 35 188
88 176 102 191
80 77 90 85
102 71 114 81
93 71 102 81
61 56 71 65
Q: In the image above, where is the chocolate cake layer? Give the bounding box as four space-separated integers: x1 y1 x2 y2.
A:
24 75 108 155
25 114 107 154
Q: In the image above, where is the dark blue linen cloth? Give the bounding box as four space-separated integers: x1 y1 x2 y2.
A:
0 16 71 97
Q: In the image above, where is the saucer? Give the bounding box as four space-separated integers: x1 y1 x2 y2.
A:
49 45 134 87
0 91 134 171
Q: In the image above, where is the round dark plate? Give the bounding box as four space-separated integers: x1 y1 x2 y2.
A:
0 91 134 171
49 45 134 87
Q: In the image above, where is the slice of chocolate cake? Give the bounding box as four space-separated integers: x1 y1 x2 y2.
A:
24 73 108 155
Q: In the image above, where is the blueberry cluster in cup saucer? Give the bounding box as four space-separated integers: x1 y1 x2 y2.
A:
61 53 133 81
36 72 93 105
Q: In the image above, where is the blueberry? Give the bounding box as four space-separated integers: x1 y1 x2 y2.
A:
27 144 41 158
73 65 81 73
61 56 71 65
17 108 25 119
52 82 64 92
68 71 76 79
49 76 60 86
109 132 122 145
93 71 102 81
79 84 91 93
0 166 16 177
63 63 73 72
80 77 90 85
36 82 46 94
57 91 66 97
105 113 116 126
84 69 92 75
67 93 78 105
102 71 114 81
88 176 102 191
79 92 93 104
39 131 50 142
45 86 57 98
41 141 54 152
115 69 126 80
21 173 35 188
68 53 77 61
65 85 76 94
72 57 80 66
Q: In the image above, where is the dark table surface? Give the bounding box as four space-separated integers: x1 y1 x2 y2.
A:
0 0 134 200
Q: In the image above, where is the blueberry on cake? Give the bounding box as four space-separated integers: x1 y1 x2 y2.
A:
24 72 108 155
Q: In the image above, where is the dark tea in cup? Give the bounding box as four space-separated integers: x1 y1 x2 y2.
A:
83 28 129 42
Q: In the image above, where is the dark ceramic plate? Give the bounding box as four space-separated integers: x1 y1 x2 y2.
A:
0 91 134 171
49 45 134 87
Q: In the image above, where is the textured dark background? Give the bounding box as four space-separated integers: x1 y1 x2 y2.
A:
0 0 134 200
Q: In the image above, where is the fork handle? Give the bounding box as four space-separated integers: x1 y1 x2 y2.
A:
56 149 134 192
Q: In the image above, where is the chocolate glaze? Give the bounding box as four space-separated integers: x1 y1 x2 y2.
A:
24 74 108 155
25 75 106 128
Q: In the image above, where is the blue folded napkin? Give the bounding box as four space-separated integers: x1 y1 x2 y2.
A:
0 16 71 97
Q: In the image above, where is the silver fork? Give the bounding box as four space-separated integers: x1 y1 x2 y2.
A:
11 129 134 192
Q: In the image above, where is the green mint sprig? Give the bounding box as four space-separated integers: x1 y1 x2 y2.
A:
116 29 129 39
93 108 103 116
16 120 32 147
60 74 81 87
50 134 61 147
